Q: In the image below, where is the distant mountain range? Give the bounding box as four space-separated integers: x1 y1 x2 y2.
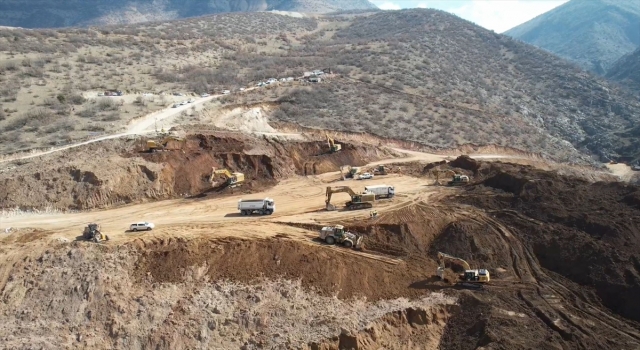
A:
0 0 377 28
505 0 640 75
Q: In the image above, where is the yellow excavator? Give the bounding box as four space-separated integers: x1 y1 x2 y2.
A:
340 165 359 180
146 136 185 152
325 186 375 211
327 134 342 153
431 169 469 186
436 251 490 284
210 167 245 188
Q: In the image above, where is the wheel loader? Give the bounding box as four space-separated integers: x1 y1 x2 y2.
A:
319 225 363 249
82 223 109 243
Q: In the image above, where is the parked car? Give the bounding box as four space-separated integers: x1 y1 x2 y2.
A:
172 103 179 108
359 173 374 180
129 222 155 231
222 90 230 94
201 93 210 97
239 87 245 91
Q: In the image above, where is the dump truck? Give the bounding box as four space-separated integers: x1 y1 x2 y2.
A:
82 223 109 243
364 185 395 199
319 225 363 249
325 186 375 211
238 198 275 215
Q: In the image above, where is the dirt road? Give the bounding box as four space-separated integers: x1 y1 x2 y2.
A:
0 171 440 245
0 94 220 164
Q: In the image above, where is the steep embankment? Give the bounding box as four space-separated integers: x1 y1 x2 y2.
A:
0 133 392 210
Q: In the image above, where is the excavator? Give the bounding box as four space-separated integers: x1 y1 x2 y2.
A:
431 169 470 186
325 186 375 211
146 136 185 152
373 165 387 175
436 251 490 285
210 167 245 188
340 165 359 180
327 134 342 153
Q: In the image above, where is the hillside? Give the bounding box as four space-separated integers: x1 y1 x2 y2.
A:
607 47 640 92
0 0 377 28
0 9 640 164
505 0 640 74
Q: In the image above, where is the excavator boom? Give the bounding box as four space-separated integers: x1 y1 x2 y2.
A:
325 186 374 211
437 252 471 270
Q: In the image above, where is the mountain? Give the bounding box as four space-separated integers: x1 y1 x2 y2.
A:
0 9 639 164
607 47 640 92
505 0 640 74
0 0 377 28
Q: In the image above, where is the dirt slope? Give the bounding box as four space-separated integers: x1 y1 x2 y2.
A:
0 133 393 210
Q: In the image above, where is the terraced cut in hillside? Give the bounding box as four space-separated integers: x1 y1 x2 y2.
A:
1 149 640 349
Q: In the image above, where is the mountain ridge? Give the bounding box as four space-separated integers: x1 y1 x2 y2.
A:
505 0 640 74
0 0 377 28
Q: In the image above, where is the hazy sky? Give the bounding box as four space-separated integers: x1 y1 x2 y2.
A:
368 0 569 33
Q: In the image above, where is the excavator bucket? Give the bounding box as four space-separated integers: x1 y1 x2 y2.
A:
326 202 337 211
354 235 364 250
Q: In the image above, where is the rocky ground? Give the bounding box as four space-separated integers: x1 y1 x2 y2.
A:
1 134 639 349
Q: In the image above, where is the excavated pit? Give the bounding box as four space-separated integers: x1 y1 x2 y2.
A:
0 133 393 210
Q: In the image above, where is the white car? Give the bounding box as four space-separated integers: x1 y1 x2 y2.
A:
130 222 155 231
172 103 179 108
180 101 187 105
201 93 210 97
222 90 230 94
239 88 245 91
359 173 374 180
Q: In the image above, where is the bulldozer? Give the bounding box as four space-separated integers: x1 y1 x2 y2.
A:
327 133 342 153
82 223 109 243
325 186 375 211
436 251 490 285
210 167 245 188
319 225 363 249
146 136 185 153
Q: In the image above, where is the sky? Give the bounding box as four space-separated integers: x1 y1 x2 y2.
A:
368 0 569 33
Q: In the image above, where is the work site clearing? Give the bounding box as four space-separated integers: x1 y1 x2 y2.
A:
1 126 640 350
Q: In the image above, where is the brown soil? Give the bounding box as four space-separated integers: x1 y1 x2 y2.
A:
0 133 392 210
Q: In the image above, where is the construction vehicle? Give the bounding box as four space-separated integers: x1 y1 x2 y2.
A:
431 169 469 186
339 165 359 180
364 185 395 199
448 174 470 186
146 136 185 152
82 223 109 243
373 165 388 175
436 251 490 284
238 198 275 215
319 225 363 249
327 134 342 153
325 186 375 211
210 167 245 188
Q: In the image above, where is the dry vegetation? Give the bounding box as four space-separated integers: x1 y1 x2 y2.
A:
1 9 639 164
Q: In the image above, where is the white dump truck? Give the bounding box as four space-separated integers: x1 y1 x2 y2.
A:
364 185 395 199
238 198 275 216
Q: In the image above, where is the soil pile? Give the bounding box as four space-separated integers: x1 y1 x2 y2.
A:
0 133 391 210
